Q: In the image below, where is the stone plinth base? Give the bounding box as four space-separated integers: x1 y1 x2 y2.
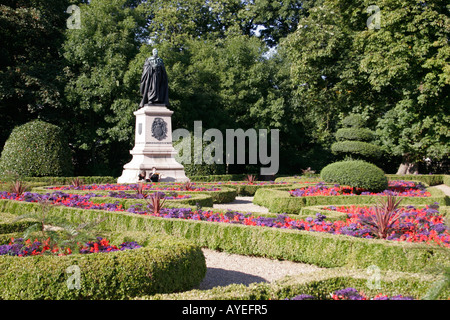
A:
117 104 188 183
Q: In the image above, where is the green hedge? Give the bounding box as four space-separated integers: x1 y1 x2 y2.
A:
87 193 214 209
23 176 117 185
0 231 206 300
0 200 447 274
31 185 236 205
188 174 250 182
321 160 388 192
253 186 450 214
335 128 374 142
142 268 448 300
331 141 382 159
444 175 450 187
386 174 445 186
211 182 294 196
0 120 74 177
0 212 36 234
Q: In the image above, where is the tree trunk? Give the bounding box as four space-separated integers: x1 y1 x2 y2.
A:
396 155 419 175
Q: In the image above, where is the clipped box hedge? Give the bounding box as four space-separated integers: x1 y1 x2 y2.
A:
0 231 206 300
0 212 36 234
85 193 214 209
386 174 445 186
253 186 450 215
0 200 447 274
31 185 236 205
142 267 449 300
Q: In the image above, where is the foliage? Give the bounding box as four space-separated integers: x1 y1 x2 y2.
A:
282 0 450 172
0 0 71 149
8 181 29 196
320 160 388 192
331 114 382 161
0 120 74 177
0 231 206 299
358 195 403 239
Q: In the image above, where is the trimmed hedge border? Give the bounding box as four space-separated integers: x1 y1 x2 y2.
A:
0 200 448 274
386 174 445 186
20 176 117 185
253 186 450 215
0 212 36 234
30 185 236 205
142 267 449 300
0 229 206 300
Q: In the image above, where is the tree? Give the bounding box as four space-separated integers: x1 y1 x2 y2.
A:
0 0 72 150
62 0 148 175
282 0 449 173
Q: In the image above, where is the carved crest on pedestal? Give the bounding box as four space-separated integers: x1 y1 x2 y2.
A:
151 117 168 141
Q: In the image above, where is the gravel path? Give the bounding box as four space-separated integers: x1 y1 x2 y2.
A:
435 184 450 196
213 196 269 213
199 196 320 290
198 248 322 290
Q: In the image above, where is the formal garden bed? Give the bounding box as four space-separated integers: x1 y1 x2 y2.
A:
253 182 449 215
0 211 206 300
0 175 448 300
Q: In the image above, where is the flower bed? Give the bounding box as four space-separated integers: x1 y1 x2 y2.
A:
126 203 449 247
0 230 206 300
288 287 413 300
254 184 449 214
0 237 141 257
46 183 220 192
1 190 448 247
289 181 430 197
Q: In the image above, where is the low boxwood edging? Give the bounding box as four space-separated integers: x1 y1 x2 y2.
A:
253 187 450 215
0 212 36 234
0 200 447 274
141 268 449 300
31 185 236 205
386 174 445 187
86 193 214 209
0 231 206 300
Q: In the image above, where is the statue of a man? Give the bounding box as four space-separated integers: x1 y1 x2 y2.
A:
139 48 169 107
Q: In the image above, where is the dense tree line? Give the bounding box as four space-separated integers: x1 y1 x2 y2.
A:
0 0 448 176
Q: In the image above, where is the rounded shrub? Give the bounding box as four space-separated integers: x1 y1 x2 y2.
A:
0 120 73 177
320 160 388 192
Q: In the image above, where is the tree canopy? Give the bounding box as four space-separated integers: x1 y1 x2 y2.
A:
0 0 448 176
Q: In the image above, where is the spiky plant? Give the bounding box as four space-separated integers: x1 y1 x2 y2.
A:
245 174 257 184
183 180 194 191
9 180 29 195
13 195 105 252
134 182 148 198
71 177 84 188
145 192 166 214
359 194 403 239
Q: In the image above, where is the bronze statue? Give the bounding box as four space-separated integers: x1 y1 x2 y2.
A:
139 49 169 107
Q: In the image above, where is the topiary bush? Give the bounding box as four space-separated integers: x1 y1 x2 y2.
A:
0 120 73 177
320 160 388 192
332 114 382 161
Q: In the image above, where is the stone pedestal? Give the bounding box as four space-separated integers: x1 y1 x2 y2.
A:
117 104 188 183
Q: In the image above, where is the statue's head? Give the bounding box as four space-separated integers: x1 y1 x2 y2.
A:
152 48 158 56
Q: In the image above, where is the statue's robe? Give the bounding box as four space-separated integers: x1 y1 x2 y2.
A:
139 56 169 107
